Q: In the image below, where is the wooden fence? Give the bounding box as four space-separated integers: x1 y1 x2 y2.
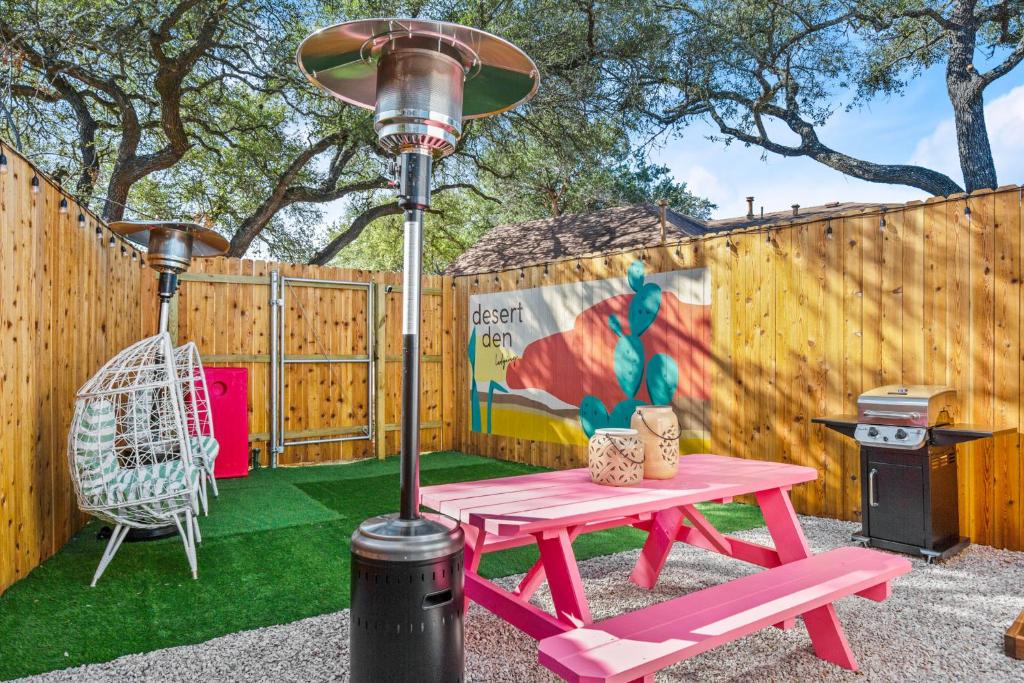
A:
451 185 1024 552
5 133 1023 597
0 147 147 594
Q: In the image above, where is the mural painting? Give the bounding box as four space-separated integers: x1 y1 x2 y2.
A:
467 260 711 452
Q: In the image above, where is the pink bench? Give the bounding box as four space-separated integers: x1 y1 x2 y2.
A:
538 546 911 683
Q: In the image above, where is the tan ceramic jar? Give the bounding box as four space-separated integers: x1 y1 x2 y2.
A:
588 428 644 486
631 405 680 479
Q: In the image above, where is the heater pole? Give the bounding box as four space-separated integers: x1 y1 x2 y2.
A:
156 271 178 334
398 150 432 520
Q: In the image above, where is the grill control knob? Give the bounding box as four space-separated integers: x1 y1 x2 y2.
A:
867 427 879 437
895 429 908 440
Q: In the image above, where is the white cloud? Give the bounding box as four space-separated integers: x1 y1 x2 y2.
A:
911 84 1024 186
680 164 725 201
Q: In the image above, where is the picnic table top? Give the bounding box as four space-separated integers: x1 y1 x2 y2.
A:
420 454 817 537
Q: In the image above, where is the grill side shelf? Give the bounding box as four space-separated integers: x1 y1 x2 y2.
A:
812 415 859 439
930 424 1015 446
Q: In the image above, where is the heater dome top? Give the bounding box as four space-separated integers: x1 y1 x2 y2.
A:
296 17 539 120
110 220 229 257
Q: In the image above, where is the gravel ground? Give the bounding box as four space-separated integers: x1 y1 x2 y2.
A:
19 516 1024 683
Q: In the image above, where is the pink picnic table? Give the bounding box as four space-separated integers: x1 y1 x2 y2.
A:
420 453 892 677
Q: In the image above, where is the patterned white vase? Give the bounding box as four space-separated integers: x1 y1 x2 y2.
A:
588 428 644 486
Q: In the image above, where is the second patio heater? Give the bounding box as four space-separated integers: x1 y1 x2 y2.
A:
110 219 228 540
298 17 538 682
110 220 229 334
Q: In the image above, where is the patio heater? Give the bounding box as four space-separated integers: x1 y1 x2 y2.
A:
297 18 538 682
110 219 228 540
110 220 229 335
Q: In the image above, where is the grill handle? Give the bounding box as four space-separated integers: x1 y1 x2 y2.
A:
868 468 879 508
862 409 921 421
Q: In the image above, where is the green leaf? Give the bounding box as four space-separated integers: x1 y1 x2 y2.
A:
646 353 679 405
627 260 645 292
614 335 645 398
579 395 610 438
628 283 662 336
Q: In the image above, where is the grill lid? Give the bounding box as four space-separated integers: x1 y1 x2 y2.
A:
856 384 955 428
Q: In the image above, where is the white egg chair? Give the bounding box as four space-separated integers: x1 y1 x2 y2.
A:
68 332 201 586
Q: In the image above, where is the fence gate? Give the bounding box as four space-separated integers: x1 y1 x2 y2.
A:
268 271 374 466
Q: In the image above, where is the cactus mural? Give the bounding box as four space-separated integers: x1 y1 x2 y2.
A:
464 261 710 449
579 260 680 438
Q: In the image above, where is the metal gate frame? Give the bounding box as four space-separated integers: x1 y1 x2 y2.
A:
268 271 374 467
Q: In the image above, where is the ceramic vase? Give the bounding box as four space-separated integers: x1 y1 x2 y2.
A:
631 405 680 479
588 428 643 486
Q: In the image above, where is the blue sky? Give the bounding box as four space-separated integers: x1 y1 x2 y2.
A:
652 65 1024 219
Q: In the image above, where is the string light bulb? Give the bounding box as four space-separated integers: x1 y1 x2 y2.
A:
59 198 68 214
78 212 86 228
95 226 103 240
825 221 834 240
120 245 127 256
30 175 40 193
0 150 8 174
108 235 116 247
132 251 138 261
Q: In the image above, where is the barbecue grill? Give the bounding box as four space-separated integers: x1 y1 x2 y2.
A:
815 385 1010 562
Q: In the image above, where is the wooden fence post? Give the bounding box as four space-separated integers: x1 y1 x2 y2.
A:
374 281 388 460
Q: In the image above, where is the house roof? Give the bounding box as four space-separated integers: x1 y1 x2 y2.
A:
445 200 898 275
705 201 901 232
445 203 708 275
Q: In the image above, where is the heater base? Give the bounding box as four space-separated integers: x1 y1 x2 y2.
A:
349 513 465 683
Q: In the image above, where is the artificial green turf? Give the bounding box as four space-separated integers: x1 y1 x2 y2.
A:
0 452 763 680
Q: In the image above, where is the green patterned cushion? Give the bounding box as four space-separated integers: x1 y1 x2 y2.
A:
114 458 198 505
73 400 121 501
189 435 220 472
117 456 195 493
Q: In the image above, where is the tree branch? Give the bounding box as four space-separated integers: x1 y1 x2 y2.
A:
980 40 1024 84
307 183 482 265
308 203 403 265
225 131 350 256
